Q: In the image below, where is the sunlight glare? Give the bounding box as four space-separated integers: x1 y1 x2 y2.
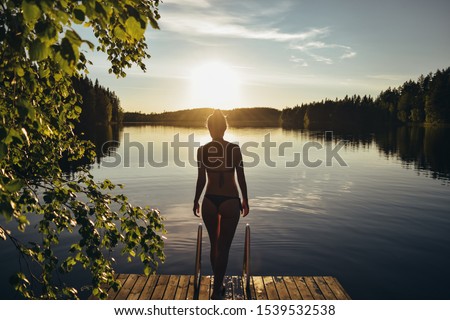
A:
190 61 241 109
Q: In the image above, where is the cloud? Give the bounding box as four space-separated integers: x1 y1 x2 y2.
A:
165 0 211 8
308 53 333 65
290 55 308 67
341 51 356 59
159 1 356 66
290 42 356 64
161 11 329 43
366 74 405 81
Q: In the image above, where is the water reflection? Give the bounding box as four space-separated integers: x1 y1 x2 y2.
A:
60 124 121 173
378 126 450 182
297 126 450 184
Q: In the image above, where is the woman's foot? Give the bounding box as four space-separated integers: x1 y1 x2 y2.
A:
210 285 226 300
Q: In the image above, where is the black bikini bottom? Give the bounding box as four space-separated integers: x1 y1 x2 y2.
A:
204 194 242 211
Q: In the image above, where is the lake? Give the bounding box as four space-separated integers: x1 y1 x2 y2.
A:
1 124 449 299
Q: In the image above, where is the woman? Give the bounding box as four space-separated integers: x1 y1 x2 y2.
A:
193 109 249 300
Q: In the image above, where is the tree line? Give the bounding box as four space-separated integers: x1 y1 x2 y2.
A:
124 107 281 126
72 76 124 128
124 107 213 124
282 67 450 128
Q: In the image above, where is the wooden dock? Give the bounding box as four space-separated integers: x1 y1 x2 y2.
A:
93 274 350 300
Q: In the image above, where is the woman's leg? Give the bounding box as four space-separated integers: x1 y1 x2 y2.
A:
202 197 219 274
212 198 240 294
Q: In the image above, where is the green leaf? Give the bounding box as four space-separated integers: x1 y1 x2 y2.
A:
39 66 50 78
0 228 7 241
65 30 82 46
22 1 41 22
149 15 159 30
0 142 7 160
17 99 35 120
94 1 107 22
5 179 25 193
0 126 6 140
144 265 151 276
18 215 30 231
73 9 85 24
113 26 127 41
29 39 50 61
60 37 78 64
15 67 25 77
45 25 57 41
54 73 63 81
125 17 145 40
0 202 13 219
4 129 23 144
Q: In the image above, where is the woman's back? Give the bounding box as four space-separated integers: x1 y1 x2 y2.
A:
200 140 240 196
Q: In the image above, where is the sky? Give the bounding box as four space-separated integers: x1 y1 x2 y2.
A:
83 0 450 113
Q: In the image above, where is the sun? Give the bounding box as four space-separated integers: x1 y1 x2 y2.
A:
190 61 241 109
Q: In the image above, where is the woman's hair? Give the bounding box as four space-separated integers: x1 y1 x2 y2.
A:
206 109 227 134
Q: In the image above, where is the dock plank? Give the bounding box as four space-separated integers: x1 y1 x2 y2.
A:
127 275 148 300
163 275 180 300
151 275 170 300
283 276 302 300
186 276 195 300
139 275 158 300
263 276 279 300
198 276 212 300
293 276 314 300
313 276 336 300
174 275 190 300
115 274 139 300
273 276 290 300
304 277 326 300
252 276 268 300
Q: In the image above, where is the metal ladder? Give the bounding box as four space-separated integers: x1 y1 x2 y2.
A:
194 223 251 295
194 223 202 292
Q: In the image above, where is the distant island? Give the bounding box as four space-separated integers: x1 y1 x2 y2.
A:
122 67 450 129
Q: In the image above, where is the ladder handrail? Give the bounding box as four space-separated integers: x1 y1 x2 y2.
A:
194 223 202 293
242 224 250 288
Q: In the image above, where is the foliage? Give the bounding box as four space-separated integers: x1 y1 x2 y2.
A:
0 0 164 299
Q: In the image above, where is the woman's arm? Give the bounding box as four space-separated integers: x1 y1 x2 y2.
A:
193 147 206 217
234 146 249 217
